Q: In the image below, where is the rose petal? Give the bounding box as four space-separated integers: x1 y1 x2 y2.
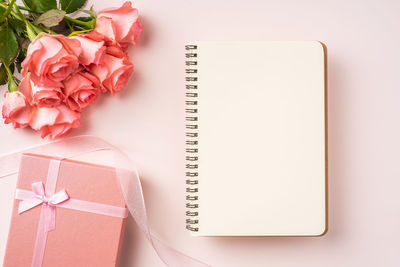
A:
71 34 106 65
95 17 117 42
29 107 59 131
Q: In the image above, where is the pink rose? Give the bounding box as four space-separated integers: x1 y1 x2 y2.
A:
89 53 133 95
2 91 32 128
30 104 81 139
19 73 64 108
71 31 106 66
22 34 82 87
95 1 143 48
63 71 100 111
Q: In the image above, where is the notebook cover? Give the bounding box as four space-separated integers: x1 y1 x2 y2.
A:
3 153 126 267
185 41 327 236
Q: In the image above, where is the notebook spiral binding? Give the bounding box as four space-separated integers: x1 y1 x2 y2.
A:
185 44 199 232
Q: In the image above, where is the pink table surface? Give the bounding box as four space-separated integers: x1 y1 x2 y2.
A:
1 0 399 266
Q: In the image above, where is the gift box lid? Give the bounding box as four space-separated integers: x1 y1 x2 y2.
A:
3 153 127 267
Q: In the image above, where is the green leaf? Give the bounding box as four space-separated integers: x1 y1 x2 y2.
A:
0 64 8 85
60 0 87 14
0 24 19 65
0 64 15 86
35 9 66 27
0 4 6 13
23 0 57 13
0 6 6 24
9 18 26 35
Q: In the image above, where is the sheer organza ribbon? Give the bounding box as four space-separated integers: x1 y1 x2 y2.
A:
0 135 210 267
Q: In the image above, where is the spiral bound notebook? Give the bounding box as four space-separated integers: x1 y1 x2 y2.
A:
185 41 327 236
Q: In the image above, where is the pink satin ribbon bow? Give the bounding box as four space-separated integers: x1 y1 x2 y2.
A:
19 182 69 212
17 182 69 233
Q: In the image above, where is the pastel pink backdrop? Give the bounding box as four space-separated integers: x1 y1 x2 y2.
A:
1 0 399 266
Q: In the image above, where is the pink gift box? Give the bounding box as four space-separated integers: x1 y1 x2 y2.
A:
3 153 127 267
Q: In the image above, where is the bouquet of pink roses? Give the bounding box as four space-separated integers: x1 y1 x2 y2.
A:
0 0 142 138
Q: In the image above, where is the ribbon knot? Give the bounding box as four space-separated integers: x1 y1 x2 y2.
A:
35 194 53 206
17 181 69 236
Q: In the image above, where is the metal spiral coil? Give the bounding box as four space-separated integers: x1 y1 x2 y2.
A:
185 44 199 232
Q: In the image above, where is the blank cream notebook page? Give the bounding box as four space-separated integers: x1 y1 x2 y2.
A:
184 41 326 236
